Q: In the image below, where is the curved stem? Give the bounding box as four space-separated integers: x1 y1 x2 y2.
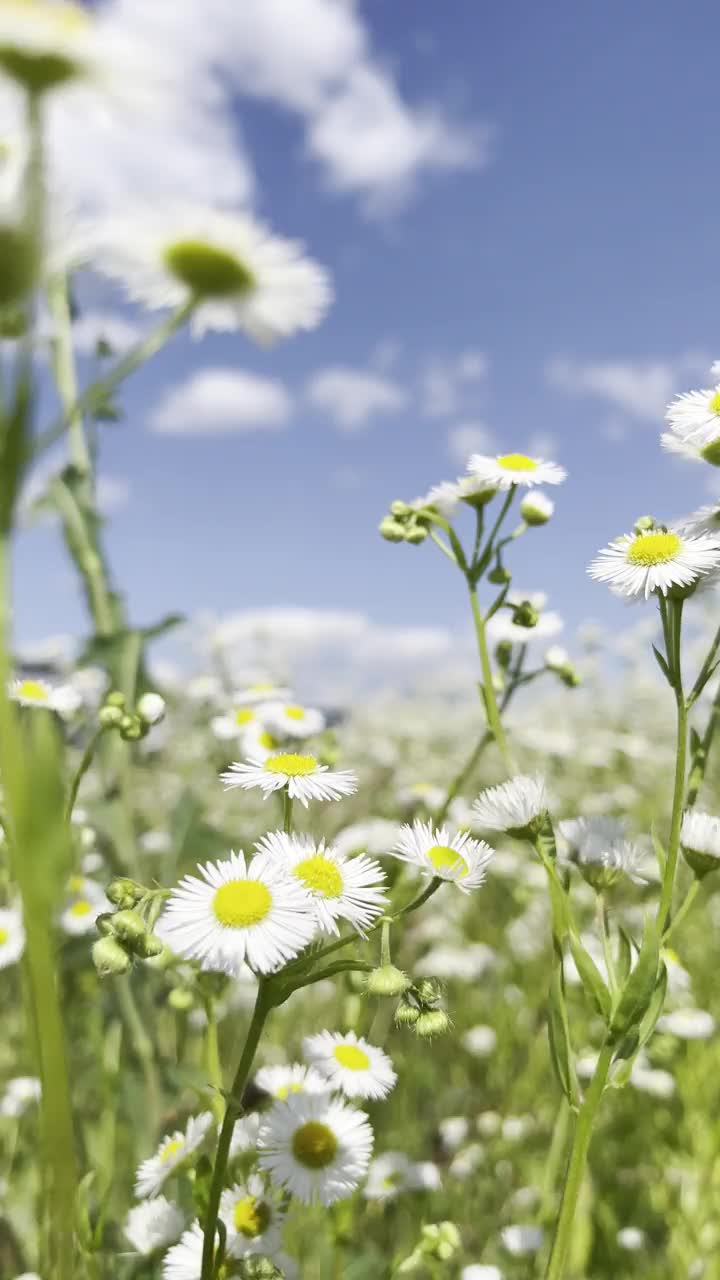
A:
468 583 512 770
663 878 701 944
544 1040 613 1280
65 725 105 821
47 273 90 474
200 980 273 1280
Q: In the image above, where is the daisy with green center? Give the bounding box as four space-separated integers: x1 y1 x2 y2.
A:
588 527 720 598
0 0 101 94
257 1093 373 1206
123 1197 184 1256
680 809 720 878
468 452 567 490
391 821 493 893
221 753 357 808
135 1112 213 1199
557 816 644 889
155 850 317 976
660 430 720 467
9 677 81 717
255 831 387 935
303 1030 397 1101
472 775 549 839
220 1173 285 1259
259 701 326 740
0 906 25 969
91 205 331 344
255 1062 330 1102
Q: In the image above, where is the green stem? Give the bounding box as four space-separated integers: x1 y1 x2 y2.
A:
597 898 616 996
658 691 688 933
435 732 491 826
50 474 116 635
663 878 701 944
540 1099 571 1225
428 530 458 565
65 725 105 821
468 582 512 770
115 976 160 1124
473 486 516 579
283 791 293 833
47 273 91 474
203 997 224 1124
544 1040 613 1280
200 980 273 1280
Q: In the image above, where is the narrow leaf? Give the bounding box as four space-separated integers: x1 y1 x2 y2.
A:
611 917 660 1039
569 934 612 1021
615 926 633 989
547 969 578 1107
651 643 671 683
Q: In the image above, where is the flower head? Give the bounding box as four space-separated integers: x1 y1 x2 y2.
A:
9 677 81 717
680 809 720 878
588 527 720 599
91 205 331 344
259 701 326 740
558 816 644 890
221 753 357 807
220 1173 284 1259
255 1062 330 1102
156 850 317 976
303 1030 397 1101
0 1 101 94
520 490 554 526
256 831 386 935
0 906 25 968
665 385 720 452
468 453 566 490
0 1075 40 1117
135 1112 213 1198
472 775 549 839
258 1093 373 1205
364 1151 441 1201
123 1197 184 1255
391 820 493 892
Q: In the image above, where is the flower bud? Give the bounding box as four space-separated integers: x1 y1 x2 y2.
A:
111 909 147 948
415 978 443 1007
92 936 132 977
390 500 412 517
120 716 144 741
487 566 511 585
420 1221 461 1261
379 516 406 543
495 640 513 670
520 491 554 527
137 692 166 726
414 1009 451 1038
511 601 540 629
394 1000 420 1027
366 964 411 998
168 987 194 1012
634 515 655 533
137 932 165 959
105 691 126 709
405 524 428 545
106 877 144 909
95 912 115 936
98 704 125 729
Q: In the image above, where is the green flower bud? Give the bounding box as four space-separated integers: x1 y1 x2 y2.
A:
390 500 412 517
394 1000 421 1028
106 877 144 909
118 713 135 732
366 964 411 998
98 704 125 729
634 514 655 533
92 935 132 977
105 691 126 709
111 909 147 948
169 987 194 1012
495 639 513 670
511 601 540 628
120 717 144 741
414 978 443 1007
487 565 511 584
379 516 407 543
420 1221 462 1261
136 932 165 959
405 524 428 545
95 912 115 936
414 1009 451 1038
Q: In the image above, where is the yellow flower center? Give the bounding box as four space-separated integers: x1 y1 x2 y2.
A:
709 391 720 415
275 1082 304 1100
427 844 468 876
284 705 306 720
16 679 49 702
233 1195 270 1238
264 753 317 777
333 1043 370 1071
258 730 276 750
292 1120 338 1169
233 708 255 726
159 1137 184 1164
0 927 8 945
627 531 682 566
294 855 343 898
164 240 256 298
69 899 92 917
67 875 84 893
497 453 538 472
213 879 272 928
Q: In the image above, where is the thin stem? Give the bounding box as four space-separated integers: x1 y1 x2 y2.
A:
65 725 105 821
115 976 160 1124
473 486 516 579
540 1099 571 1225
663 878 701 944
49 474 117 634
468 582 513 770
544 1040 613 1280
597 897 617 996
283 792 293 833
428 530 458 565
435 732 491 825
200 980 273 1280
203 996 224 1124
47 273 90 474
659 700 688 931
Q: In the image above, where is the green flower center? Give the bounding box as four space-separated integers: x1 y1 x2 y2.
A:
497 453 538 472
292 1120 338 1169
233 1194 270 1238
427 844 468 876
164 240 256 298
213 879 272 928
627 531 682 566
159 1137 184 1164
333 1043 370 1071
264 753 317 777
16 679 49 702
700 438 720 467
294 855 343 898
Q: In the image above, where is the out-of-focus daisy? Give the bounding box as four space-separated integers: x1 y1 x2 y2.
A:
303 1030 397 1101
123 1197 184 1255
0 1076 41 1117
256 831 387 935
222 753 357 807
135 1112 213 1198
501 1225 544 1256
678 504 720 537
59 874 105 935
396 781 446 814
255 1062 330 1102
9 677 81 717
232 682 292 707
259 701 326 740
391 820 493 892
258 1093 373 1206
520 490 554 526
0 1 106 95
156 850 317 976
333 818 403 858
0 906 25 968
588 527 720 599
210 703 264 742
229 1112 261 1160
462 1025 498 1057
661 430 720 466
414 481 462 518
364 1151 441 1201
472 775 549 839
162 1222 203 1280
468 452 566 490
487 610 563 646
665 385 720 448
680 809 720 878
91 206 331 343
220 1173 284 1259
558 816 645 889
461 1266 504 1280
656 1008 715 1040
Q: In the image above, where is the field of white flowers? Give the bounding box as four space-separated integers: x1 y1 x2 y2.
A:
4 4 720 1280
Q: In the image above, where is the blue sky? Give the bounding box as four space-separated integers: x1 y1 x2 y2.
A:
13 0 720 673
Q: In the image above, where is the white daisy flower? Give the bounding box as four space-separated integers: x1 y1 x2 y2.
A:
456 474 500 506
162 1222 203 1280
229 1112 262 1160
472 775 549 838
135 1112 213 1198
656 1008 715 1040
333 819 403 859
414 481 462 518
661 430 720 466
501 1225 544 1256
255 1062 330 1102
558 816 645 888
0 1 110 95
221 753 357 808
232 683 292 707
468 452 566 490
486 611 563 646
259 701 326 740
665 385 720 447
520 490 554 526
364 1152 441 1201
0 1076 41 1117
461 1267 504 1280
256 831 387 935
544 645 570 671
681 809 720 878
258 1093 373 1206
303 1031 397 1102
220 1173 284 1259
9 677 81 717
90 205 331 344
156 850 317 977
59 892 103 935
0 906 25 969
391 820 493 892
588 527 720 598
123 1197 184 1255
396 781 446 814
678 504 720 537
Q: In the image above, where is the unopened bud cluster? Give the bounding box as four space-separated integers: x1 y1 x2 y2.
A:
394 977 450 1038
92 878 166 977
379 501 431 545
544 646 581 687
99 690 166 740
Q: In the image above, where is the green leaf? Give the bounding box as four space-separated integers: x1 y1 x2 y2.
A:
636 961 668 1052
652 643 672 683
615 926 634 989
610 917 660 1040
547 968 579 1107
569 933 612 1021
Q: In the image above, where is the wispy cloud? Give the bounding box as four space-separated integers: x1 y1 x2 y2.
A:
420 350 488 417
545 353 711 423
150 368 292 435
306 366 408 431
447 420 495 464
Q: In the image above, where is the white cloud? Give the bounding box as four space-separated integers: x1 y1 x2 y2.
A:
72 311 146 357
150 368 292 435
97 474 131 515
306 366 408 431
421 350 489 417
447 421 495 464
546 353 710 423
